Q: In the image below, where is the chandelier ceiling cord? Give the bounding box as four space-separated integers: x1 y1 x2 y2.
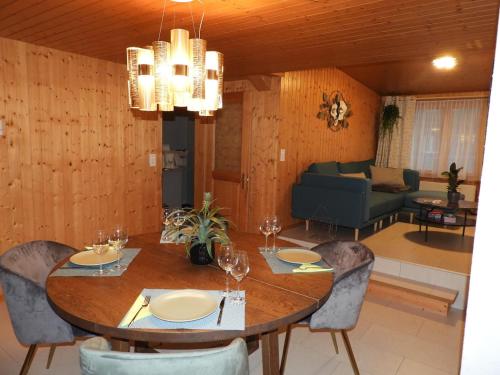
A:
126 0 223 116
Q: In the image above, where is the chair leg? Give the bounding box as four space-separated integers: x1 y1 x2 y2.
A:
19 344 37 375
354 228 359 241
46 344 56 369
280 325 292 375
305 220 310 231
330 331 339 354
341 330 360 375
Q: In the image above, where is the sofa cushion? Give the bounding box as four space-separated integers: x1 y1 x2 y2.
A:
308 161 339 175
340 172 366 179
369 191 406 219
403 190 448 211
338 159 374 177
370 166 405 186
372 184 411 193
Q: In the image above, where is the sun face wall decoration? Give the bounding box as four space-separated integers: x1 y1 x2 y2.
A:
316 91 352 131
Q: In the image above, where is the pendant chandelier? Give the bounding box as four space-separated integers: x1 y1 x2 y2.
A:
126 0 223 116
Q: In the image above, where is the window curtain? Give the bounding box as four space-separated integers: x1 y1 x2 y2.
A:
375 96 417 168
409 98 488 180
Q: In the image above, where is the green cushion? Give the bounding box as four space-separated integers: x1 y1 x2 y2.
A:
338 159 374 177
369 191 406 219
308 161 340 175
403 190 448 210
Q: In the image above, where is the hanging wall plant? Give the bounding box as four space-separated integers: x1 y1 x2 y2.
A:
317 91 352 132
381 104 401 137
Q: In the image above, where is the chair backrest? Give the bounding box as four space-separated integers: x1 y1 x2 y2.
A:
0 241 77 345
79 337 250 375
0 240 75 287
309 240 374 330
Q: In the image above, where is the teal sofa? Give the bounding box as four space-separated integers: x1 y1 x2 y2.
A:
291 159 422 239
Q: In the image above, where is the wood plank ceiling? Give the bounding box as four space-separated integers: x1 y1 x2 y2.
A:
0 0 498 94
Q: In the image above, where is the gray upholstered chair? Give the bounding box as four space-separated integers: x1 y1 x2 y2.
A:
79 336 250 375
280 240 375 375
0 240 87 375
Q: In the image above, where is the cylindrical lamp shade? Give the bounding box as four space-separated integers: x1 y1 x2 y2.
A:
137 47 156 111
204 51 220 111
216 52 224 109
199 109 214 117
171 29 190 107
126 47 140 108
187 38 207 112
152 41 173 111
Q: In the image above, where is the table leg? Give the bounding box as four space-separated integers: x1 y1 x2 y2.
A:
261 330 280 375
110 337 130 352
463 211 468 236
419 207 422 232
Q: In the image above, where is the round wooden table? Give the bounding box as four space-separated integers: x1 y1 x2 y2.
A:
46 231 334 375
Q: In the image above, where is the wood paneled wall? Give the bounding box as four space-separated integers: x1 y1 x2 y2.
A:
195 68 379 232
277 68 380 226
0 37 162 254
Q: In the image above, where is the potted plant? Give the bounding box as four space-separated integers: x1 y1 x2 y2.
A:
166 192 229 265
441 162 465 204
380 104 401 137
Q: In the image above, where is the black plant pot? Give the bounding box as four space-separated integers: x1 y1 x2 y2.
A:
189 243 214 265
448 191 461 204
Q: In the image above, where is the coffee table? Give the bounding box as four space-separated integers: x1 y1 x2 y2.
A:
413 197 477 241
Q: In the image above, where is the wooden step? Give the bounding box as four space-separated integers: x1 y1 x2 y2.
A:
367 271 458 316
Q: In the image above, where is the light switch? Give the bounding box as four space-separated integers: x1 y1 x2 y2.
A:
149 153 157 167
0 119 4 136
280 148 286 161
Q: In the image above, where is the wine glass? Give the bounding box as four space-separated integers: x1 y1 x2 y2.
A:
93 229 110 276
172 210 186 230
230 251 250 305
109 225 128 271
161 207 173 241
270 216 282 253
217 243 237 297
259 217 272 253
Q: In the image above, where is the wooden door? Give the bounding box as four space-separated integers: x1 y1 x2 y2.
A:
195 92 251 231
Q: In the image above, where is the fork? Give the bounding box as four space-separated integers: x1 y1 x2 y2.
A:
127 295 151 328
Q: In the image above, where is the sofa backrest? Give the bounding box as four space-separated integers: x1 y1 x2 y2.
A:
338 159 375 178
403 169 420 191
308 161 340 175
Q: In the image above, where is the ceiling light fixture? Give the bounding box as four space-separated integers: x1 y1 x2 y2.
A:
126 0 223 116
432 55 457 70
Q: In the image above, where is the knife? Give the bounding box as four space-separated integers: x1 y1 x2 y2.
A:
216 297 226 326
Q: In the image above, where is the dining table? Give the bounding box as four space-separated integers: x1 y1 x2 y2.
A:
46 231 334 375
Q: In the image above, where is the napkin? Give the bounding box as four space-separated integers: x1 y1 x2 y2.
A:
292 264 333 273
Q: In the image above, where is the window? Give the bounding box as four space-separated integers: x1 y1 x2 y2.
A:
409 98 488 180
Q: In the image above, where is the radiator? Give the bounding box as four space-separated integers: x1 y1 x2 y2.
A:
419 181 477 201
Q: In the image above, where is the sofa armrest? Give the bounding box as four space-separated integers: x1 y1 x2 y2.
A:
403 169 420 191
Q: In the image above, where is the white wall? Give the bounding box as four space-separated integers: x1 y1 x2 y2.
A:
460 9 500 374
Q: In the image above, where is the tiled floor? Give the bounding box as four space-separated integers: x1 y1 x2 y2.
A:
0 292 464 375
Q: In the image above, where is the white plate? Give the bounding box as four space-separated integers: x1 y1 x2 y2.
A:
69 247 121 266
149 290 218 322
276 248 322 264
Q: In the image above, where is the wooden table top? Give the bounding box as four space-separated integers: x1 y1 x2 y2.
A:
46 231 334 343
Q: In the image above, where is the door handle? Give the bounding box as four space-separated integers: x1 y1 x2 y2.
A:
241 173 250 190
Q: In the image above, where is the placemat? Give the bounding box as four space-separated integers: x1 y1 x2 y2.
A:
259 247 333 274
119 289 245 331
50 248 141 277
